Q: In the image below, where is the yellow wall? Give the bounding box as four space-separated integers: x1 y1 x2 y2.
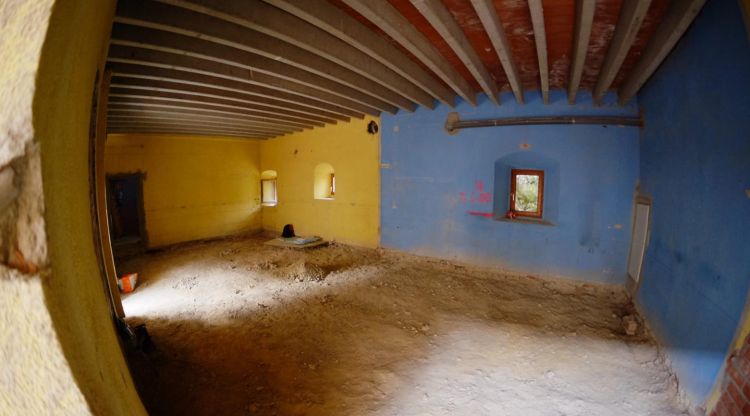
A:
261 116 380 248
106 134 262 248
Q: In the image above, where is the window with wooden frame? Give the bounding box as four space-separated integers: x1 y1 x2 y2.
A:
261 170 278 206
510 169 544 218
261 178 277 206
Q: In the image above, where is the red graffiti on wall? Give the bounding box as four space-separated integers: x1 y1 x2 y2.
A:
467 211 493 218
459 180 492 204
459 180 493 219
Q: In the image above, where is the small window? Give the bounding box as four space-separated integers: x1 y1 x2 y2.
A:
261 179 277 205
261 170 278 206
510 169 544 218
313 163 335 200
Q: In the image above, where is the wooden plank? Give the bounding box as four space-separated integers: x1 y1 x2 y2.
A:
470 0 524 103
92 70 125 318
108 96 323 128
342 0 477 105
593 0 652 104
410 0 499 104
109 24 390 115
115 1 416 111
107 121 273 137
110 76 350 121
618 0 707 104
110 62 364 119
107 120 278 137
568 0 596 103
107 106 304 131
107 109 303 132
107 114 292 134
107 127 272 140
108 87 338 125
264 0 454 107
528 0 550 104
161 0 433 109
107 55 382 117
107 100 315 129
107 115 295 135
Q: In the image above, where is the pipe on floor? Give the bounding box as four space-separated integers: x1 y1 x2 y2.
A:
444 112 643 135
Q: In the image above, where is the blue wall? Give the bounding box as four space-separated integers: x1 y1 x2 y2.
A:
381 91 640 284
636 0 750 404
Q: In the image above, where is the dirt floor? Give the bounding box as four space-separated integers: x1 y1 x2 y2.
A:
119 234 692 416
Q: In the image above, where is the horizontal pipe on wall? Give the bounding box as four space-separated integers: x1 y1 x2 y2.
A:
444 111 643 135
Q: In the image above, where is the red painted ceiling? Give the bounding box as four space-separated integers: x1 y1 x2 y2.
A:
330 0 671 95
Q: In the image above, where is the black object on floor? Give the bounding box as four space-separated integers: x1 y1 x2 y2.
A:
281 224 295 238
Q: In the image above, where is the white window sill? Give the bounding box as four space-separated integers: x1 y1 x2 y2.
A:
315 197 335 201
261 202 278 207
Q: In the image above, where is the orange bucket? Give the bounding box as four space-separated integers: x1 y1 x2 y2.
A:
118 273 138 293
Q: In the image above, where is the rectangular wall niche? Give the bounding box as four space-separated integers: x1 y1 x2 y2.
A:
493 152 559 224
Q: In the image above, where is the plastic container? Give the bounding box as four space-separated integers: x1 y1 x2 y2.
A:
118 273 138 293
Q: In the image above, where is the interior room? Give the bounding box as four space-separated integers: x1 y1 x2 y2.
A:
2 0 749 415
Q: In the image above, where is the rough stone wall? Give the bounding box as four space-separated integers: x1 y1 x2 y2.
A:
0 1 145 414
0 0 50 270
0 1 89 413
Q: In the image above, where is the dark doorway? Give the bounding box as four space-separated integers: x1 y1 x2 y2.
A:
107 173 147 258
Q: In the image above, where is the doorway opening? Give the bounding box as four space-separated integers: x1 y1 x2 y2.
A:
106 172 147 259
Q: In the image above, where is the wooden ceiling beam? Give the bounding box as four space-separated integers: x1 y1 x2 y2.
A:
108 96 323 128
107 114 297 135
618 0 707 105
110 20 398 114
107 126 272 140
528 0 550 104
107 119 279 134
107 32 386 116
568 0 596 104
107 101 313 129
470 0 524 104
109 87 338 125
109 62 365 119
108 121 274 136
107 108 303 133
342 0 476 106
115 1 414 112
110 76 350 122
107 105 305 131
107 117 290 136
159 0 432 109
264 0 454 107
160 0 434 109
410 0 499 104
593 0 652 104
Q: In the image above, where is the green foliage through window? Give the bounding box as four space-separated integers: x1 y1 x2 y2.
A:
515 175 539 212
510 169 544 218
